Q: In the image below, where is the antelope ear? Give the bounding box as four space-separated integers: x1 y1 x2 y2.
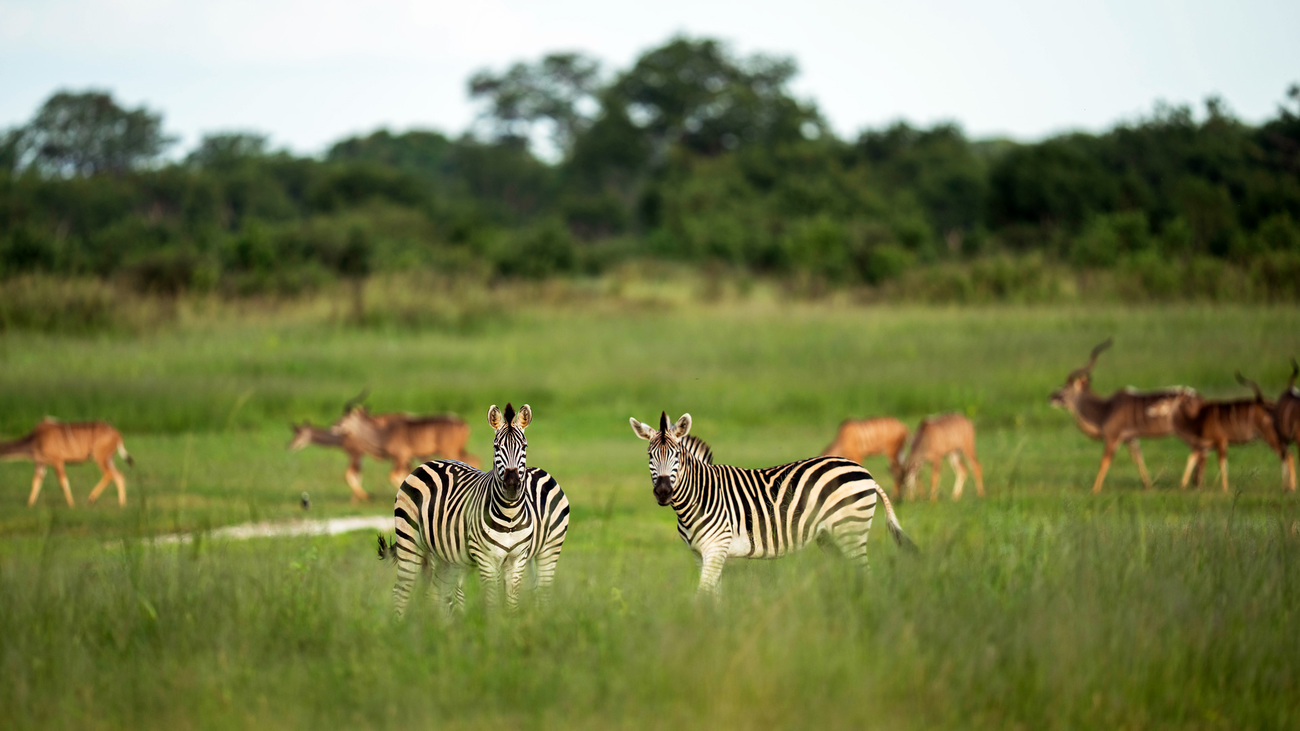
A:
673 413 693 439
515 404 532 429
630 417 655 441
488 405 504 430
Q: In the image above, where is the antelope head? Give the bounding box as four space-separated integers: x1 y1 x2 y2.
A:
287 422 313 451
1050 338 1112 410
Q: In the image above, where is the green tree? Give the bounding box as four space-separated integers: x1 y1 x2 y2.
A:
469 52 603 157
13 90 175 176
187 132 270 171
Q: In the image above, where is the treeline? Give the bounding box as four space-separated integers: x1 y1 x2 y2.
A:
2 36 1299 302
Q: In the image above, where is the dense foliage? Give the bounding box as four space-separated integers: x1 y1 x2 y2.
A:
2 36 1298 301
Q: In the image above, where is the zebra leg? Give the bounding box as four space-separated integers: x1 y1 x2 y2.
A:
477 558 505 611
696 549 728 600
530 546 563 604
828 519 874 569
504 553 528 611
430 560 463 616
392 547 423 619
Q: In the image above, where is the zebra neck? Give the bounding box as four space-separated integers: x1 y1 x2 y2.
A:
668 468 709 520
486 478 528 522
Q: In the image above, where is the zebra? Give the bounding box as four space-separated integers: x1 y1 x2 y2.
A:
386 402 568 617
629 411 916 597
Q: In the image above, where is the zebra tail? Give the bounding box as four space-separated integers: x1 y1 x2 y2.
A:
876 487 919 554
376 534 398 563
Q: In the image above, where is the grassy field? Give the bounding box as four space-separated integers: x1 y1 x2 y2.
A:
2 295 1299 729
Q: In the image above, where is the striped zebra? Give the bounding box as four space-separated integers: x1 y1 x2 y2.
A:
629 412 916 597
387 403 568 616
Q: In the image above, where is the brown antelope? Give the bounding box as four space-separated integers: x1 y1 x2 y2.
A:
1049 338 1193 493
901 413 985 501
1274 358 1299 492
332 406 479 488
820 417 909 493
287 416 400 503
1171 373 1288 492
1 417 133 507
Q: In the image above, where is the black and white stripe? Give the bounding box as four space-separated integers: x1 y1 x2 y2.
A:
391 402 568 616
630 411 915 596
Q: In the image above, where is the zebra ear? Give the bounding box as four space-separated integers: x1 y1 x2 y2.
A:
630 417 655 441
673 413 693 439
488 405 504 430
515 404 532 429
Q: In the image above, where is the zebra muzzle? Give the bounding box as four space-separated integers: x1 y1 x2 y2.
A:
653 475 673 505
503 468 522 495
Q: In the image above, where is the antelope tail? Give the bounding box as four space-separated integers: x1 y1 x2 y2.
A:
1235 371 1266 403
876 486 919 554
377 534 398 563
118 442 135 468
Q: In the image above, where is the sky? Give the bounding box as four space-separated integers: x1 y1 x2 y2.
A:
1 0 1297 158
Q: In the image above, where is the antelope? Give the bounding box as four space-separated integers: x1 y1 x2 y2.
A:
287 417 399 503
1 417 133 507
1049 338 1193 493
332 405 479 488
900 413 985 501
1275 358 1299 492
1171 373 1288 492
820 417 909 495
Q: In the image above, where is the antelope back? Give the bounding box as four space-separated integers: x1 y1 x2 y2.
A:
910 413 974 461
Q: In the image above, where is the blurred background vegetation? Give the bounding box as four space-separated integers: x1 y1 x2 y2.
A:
3 35 1299 326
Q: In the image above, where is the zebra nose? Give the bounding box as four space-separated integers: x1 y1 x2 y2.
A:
653 475 672 504
503 468 521 489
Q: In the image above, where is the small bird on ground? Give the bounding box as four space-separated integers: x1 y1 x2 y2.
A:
300 491 311 510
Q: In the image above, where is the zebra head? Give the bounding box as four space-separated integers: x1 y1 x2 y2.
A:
629 411 693 506
488 403 531 500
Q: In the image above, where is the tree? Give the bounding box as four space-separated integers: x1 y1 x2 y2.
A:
469 53 603 158
13 90 174 176
604 37 824 160
187 132 270 170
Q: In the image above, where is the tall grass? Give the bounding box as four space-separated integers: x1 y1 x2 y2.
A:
1 301 1299 727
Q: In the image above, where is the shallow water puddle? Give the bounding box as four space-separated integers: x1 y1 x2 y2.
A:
149 515 392 544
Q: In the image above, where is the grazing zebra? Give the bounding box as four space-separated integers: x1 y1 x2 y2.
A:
386 403 568 617
629 412 916 597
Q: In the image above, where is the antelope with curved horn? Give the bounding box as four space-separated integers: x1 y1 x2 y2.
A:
287 414 400 503
1050 338 1193 493
1170 372 1287 492
1274 358 1300 492
1 417 133 507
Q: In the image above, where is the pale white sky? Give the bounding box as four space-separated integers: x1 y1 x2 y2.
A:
2 0 1297 157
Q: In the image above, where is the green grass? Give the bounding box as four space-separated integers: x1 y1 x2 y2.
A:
2 298 1299 728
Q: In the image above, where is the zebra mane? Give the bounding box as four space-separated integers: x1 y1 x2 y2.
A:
679 434 714 466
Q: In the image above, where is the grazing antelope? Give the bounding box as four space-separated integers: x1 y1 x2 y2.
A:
287 417 399 503
900 413 985 501
333 406 479 489
1 417 133 507
630 412 915 599
1171 373 1288 492
1049 338 1192 493
1275 358 1299 492
820 417 909 492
